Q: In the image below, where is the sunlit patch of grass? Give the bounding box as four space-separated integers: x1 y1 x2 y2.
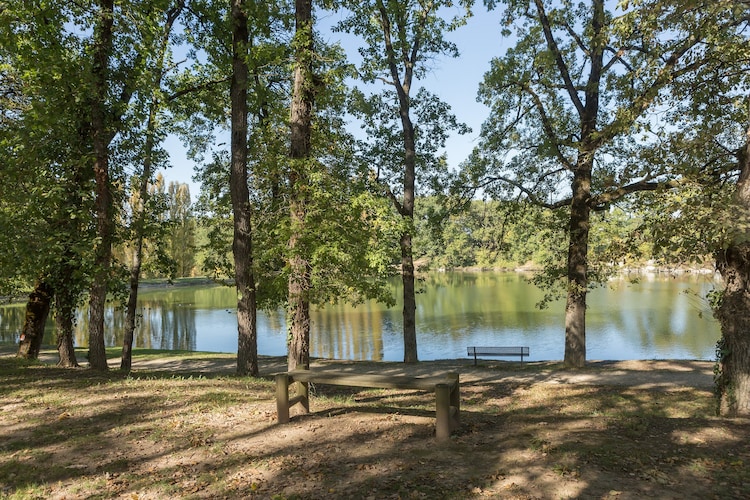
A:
314 392 356 405
1 483 52 500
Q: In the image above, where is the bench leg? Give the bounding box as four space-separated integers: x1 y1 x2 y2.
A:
435 383 451 442
296 381 310 414
448 373 460 430
276 373 290 424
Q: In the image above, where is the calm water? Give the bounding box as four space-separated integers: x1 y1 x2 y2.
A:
0 272 721 361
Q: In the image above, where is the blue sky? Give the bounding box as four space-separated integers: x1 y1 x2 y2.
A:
161 7 510 199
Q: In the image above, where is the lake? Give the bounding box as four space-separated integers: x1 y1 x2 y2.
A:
0 272 722 362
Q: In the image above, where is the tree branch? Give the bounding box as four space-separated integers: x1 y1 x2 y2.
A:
521 82 575 170
589 177 683 210
533 0 585 118
473 174 570 210
167 77 231 101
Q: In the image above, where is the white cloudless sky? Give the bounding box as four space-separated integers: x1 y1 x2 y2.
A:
160 6 510 200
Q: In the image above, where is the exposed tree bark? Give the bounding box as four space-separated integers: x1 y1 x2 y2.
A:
287 0 314 373
16 281 53 359
564 166 592 368
55 293 79 368
87 0 115 371
714 126 750 416
231 0 259 377
121 241 142 370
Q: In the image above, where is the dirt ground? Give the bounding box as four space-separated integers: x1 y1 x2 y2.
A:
9 343 716 390
2 348 748 499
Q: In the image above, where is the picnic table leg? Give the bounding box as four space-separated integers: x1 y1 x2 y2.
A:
275 373 290 424
435 382 451 442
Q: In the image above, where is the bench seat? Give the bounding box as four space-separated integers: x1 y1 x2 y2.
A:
275 369 460 441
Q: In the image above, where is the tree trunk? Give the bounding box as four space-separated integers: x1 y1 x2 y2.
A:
374 0 420 363
122 1 183 371
17 281 53 359
231 0 259 377
714 128 750 416
401 231 418 363
55 293 79 368
287 0 314 373
121 253 141 371
563 169 591 368
398 109 418 363
561 0 603 369
287 253 311 371
87 0 115 371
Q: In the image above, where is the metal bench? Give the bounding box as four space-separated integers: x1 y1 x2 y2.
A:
467 346 529 365
275 369 460 441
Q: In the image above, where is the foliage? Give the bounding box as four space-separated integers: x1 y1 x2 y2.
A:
182 1 400 312
0 1 98 303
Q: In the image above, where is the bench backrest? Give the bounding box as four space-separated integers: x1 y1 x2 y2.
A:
467 346 529 356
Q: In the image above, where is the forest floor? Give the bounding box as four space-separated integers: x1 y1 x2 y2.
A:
1 346 748 499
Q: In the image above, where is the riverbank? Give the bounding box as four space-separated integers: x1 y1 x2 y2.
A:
2 348 746 499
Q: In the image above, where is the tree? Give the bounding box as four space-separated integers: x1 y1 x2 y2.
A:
230 0 259 376
170 0 397 375
0 2 98 366
167 182 196 277
122 1 186 371
656 0 750 418
715 126 750 416
86 0 117 371
334 0 472 363
628 0 750 414
472 0 718 367
287 0 315 371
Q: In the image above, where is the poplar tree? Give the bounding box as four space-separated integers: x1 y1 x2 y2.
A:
332 0 472 363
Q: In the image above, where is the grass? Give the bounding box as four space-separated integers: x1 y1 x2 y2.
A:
1 348 748 499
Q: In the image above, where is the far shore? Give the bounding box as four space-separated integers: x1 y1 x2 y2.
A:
1 265 719 304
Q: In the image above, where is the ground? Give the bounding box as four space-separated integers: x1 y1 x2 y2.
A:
1 347 748 499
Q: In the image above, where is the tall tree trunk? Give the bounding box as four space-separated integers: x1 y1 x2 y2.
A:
87 0 115 371
396 78 418 364
561 0 603 369
401 231 418 363
399 122 418 363
122 1 184 371
55 293 79 367
714 127 750 416
122 117 153 371
231 0 258 377
121 246 141 371
376 0 419 363
564 168 591 368
17 281 53 359
287 0 314 372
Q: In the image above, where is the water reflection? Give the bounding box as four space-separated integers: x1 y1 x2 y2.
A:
0 272 722 361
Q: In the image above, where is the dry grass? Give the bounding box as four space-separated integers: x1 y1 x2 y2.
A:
1 349 748 499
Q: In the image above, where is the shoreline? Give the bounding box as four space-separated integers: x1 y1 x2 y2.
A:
2 344 716 390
